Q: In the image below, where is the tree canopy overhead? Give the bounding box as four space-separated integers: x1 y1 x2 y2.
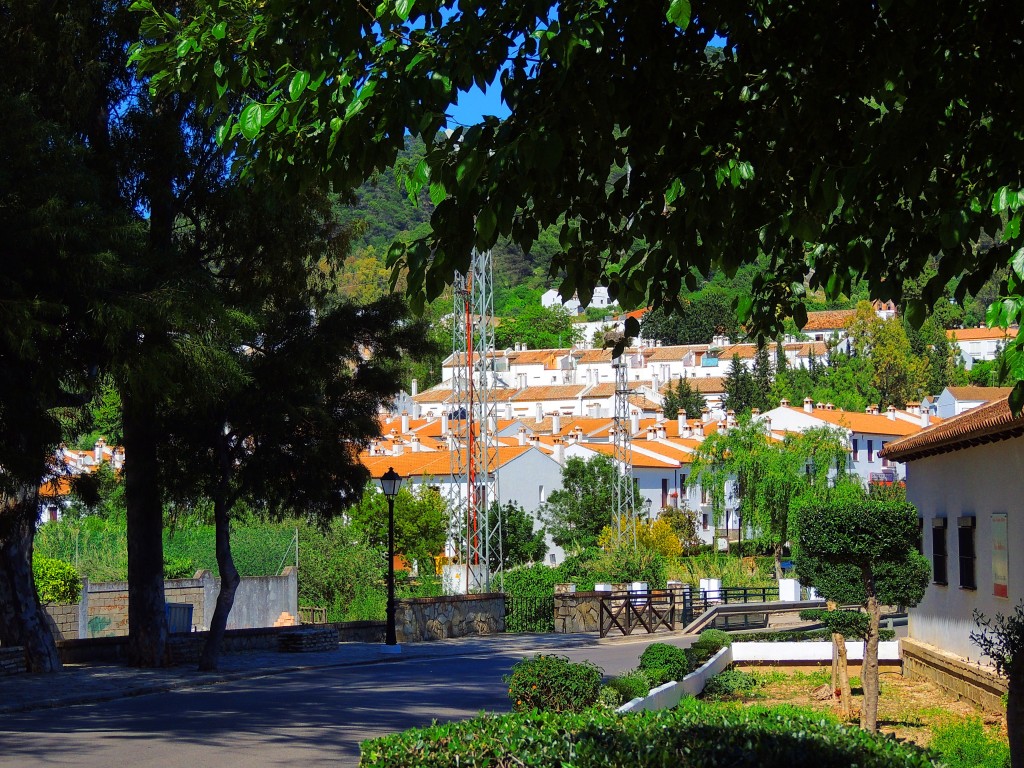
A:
135 1 1024 344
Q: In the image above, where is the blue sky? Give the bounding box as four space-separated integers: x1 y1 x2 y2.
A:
447 81 511 127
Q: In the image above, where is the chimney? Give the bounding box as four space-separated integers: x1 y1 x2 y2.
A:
701 406 710 420
446 431 458 450
630 411 640 434
825 403 835 411
764 416 772 432
887 405 897 421
94 439 105 463
907 401 920 415
677 411 686 435
554 437 565 465
647 426 657 441
803 397 814 414
411 378 419 397
112 448 125 470
652 374 660 394
681 420 692 438
726 410 737 427
518 427 528 446
867 403 879 415
552 412 561 435
693 420 704 437
751 408 760 416
536 403 544 423
441 412 449 434
488 414 497 434
780 398 790 408
921 409 931 428
412 402 422 419
410 435 421 452
815 401 825 411
528 434 540 448
393 443 404 456
401 411 410 434
505 401 514 420
657 425 667 440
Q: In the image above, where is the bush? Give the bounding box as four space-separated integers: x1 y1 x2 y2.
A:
505 654 603 713
638 642 691 685
735 628 895 642
603 671 651 706
163 555 194 579
360 699 936 767
930 717 1010 768
32 556 82 604
702 669 760 700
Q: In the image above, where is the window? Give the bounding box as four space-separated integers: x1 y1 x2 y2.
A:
661 478 669 508
539 485 545 503
958 516 977 590
549 553 556 564
932 518 948 585
867 439 874 462
852 438 859 460
881 442 889 467
702 513 709 531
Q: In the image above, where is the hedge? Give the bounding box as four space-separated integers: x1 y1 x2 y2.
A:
359 699 935 767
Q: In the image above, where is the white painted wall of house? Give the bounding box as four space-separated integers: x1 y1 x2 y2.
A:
905 437 1024 661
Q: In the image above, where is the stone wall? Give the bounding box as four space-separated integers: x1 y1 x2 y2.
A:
395 593 504 642
43 603 80 641
0 647 26 676
42 569 299 640
901 637 1007 713
554 591 603 633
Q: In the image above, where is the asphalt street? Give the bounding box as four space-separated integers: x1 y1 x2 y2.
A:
0 634 695 768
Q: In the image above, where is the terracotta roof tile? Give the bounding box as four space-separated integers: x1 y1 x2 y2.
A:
946 327 1018 342
943 386 1015 402
881 395 1024 461
510 384 588 401
801 309 857 332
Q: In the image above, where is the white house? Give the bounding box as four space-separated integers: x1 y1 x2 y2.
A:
933 386 1015 419
946 326 1017 370
880 396 1020 710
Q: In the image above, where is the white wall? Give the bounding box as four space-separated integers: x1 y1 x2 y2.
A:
906 437 1024 661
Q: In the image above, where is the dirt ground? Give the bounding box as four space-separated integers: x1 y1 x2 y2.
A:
732 668 1007 748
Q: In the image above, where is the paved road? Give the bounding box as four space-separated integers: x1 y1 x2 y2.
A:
0 634 695 767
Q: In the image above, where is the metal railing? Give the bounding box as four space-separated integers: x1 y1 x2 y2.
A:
504 595 555 633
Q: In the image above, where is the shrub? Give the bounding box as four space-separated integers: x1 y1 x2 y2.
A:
638 643 691 685
505 654 603 713
603 671 652 706
360 699 936 767
32 557 82 604
702 669 760 700
163 555 194 579
930 717 1010 768
734 628 894 642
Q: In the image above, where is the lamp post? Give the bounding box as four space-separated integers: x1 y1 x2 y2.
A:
379 466 403 651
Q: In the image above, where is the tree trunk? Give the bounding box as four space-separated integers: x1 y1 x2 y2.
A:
0 490 62 672
860 593 881 733
199 436 239 672
835 633 853 720
122 389 168 667
774 542 784 580
1009 666 1022 768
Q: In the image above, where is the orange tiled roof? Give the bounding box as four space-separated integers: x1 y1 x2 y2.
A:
39 476 73 498
577 441 680 468
801 309 857 332
943 386 1015 402
946 327 1018 342
881 395 1024 461
361 444 536 477
510 384 588 401
582 381 650 399
782 407 930 436
507 348 572 366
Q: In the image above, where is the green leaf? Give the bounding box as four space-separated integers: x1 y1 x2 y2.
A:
624 316 641 338
289 70 311 100
986 300 1008 329
239 103 263 140
793 303 808 330
666 0 691 28
1005 213 1022 243
395 0 414 21
213 59 225 78
211 21 227 39
176 37 194 58
993 186 1012 214
260 103 281 127
1011 246 1024 280
904 299 925 330
476 207 498 244
429 181 447 206
1010 381 1024 417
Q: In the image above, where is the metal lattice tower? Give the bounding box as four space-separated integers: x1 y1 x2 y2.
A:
449 250 502 593
612 353 637 547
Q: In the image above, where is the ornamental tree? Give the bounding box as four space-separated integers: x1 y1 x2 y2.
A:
971 600 1024 768
796 492 929 733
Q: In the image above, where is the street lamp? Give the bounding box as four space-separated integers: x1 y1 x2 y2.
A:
380 466 403 652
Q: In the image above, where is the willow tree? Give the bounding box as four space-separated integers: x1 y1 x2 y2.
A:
693 417 848 575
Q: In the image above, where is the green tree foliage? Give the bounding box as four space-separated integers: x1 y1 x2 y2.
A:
972 600 1024 768
494 304 581 351
135 1 1024 368
348 484 448 575
489 501 547 570
796 492 929 733
694 418 849 576
31 558 82 605
640 292 739 345
847 302 929 408
541 456 639 551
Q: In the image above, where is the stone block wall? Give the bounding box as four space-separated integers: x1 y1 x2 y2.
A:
0 647 27 676
901 637 1007 713
396 593 504 642
554 592 603 633
43 603 80 641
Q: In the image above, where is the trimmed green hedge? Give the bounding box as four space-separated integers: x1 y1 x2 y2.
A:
505 654 603 713
359 699 935 767
735 629 896 643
